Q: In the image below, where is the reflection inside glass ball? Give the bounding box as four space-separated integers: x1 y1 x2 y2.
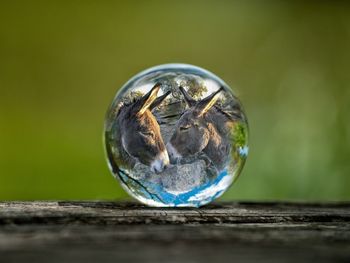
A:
104 64 248 207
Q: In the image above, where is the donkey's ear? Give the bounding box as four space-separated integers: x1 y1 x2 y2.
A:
198 87 224 116
136 83 161 115
150 90 171 111
179 86 196 107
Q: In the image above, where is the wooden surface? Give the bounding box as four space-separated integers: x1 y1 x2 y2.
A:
0 201 349 262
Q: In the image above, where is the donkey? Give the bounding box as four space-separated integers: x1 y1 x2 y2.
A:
115 83 170 173
167 86 237 171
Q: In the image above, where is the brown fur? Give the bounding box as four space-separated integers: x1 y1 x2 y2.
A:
168 87 235 171
115 84 169 169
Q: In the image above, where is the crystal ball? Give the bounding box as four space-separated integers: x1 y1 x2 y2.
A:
104 64 248 207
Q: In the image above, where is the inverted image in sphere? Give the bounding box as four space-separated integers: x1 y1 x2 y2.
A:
104 64 248 207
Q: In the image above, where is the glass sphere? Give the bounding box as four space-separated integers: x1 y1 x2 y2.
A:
104 64 248 207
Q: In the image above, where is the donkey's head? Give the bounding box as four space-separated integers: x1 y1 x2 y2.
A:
167 86 224 163
118 83 170 173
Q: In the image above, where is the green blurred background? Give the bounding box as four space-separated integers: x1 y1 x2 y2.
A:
0 1 349 201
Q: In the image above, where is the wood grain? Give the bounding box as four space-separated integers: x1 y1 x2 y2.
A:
0 201 349 263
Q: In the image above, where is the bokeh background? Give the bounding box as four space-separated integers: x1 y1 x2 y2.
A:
1 1 349 201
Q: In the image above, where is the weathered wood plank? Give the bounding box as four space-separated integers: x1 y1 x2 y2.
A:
0 201 349 263
1 201 349 225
